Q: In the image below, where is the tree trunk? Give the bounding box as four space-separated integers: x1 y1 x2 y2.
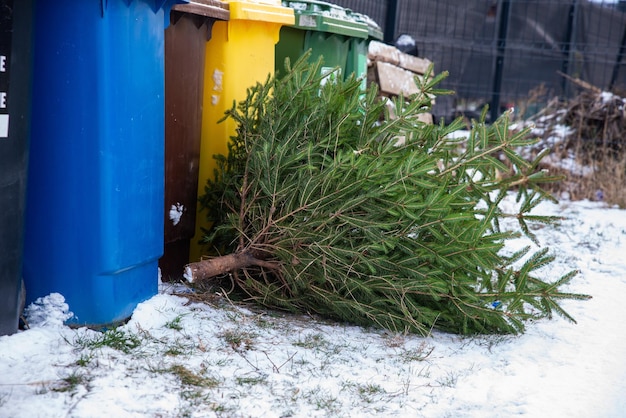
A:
184 251 279 283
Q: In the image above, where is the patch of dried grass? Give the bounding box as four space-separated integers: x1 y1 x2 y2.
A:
525 82 626 208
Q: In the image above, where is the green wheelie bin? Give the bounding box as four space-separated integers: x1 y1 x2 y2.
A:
276 0 368 83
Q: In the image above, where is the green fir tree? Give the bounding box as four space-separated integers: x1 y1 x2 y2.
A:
187 55 590 335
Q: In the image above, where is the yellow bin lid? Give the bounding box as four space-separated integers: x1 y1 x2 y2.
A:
221 0 295 24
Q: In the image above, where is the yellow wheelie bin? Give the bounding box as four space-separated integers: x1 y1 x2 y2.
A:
190 0 295 262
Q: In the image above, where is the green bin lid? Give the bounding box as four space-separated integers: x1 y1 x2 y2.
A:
282 0 369 38
351 12 383 40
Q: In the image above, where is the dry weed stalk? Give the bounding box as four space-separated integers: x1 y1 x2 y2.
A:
530 76 626 207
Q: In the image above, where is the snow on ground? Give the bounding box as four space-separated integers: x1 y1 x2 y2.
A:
1 194 626 418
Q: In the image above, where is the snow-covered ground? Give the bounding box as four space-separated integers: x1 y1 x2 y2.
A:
1 193 626 418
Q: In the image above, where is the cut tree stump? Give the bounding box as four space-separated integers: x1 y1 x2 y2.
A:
184 251 280 283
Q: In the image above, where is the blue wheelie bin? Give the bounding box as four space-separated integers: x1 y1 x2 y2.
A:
23 0 187 328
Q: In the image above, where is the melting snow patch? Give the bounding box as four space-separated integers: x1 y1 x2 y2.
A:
183 266 193 283
212 69 223 91
169 203 184 226
23 293 73 328
395 34 416 48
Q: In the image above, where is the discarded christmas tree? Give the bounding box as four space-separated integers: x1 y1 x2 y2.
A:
186 56 590 335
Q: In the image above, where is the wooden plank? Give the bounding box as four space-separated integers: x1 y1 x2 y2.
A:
368 41 400 66
368 40 432 75
376 61 420 97
398 54 432 75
